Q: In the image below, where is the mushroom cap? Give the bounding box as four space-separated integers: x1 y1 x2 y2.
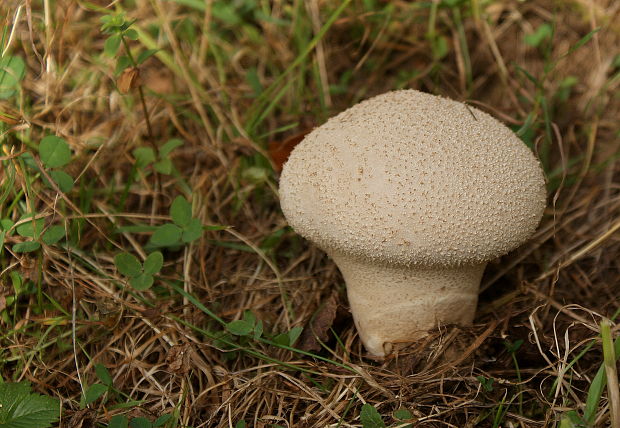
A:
279 90 546 267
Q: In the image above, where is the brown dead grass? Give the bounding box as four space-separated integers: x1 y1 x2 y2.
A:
1 0 620 427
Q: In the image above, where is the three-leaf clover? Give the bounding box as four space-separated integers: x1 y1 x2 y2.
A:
9 214 67 253
133 138 183 175
148 196 203 248
114 251 163 290
39 135 74 193
226 311 264 340
476 375 495 392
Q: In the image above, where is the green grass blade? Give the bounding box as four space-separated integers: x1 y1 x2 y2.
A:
167 281 226 327
601 320 620 428
168 281 359 375
245 0 352 134
583 333 620 424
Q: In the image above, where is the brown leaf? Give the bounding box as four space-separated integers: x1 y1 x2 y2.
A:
166 343 191 374
268 130 309 172
117 67 141 94
299 292 338 352
0 295 6 312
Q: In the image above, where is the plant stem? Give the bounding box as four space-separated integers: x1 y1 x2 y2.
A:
601 320 620 428
121 36 154 143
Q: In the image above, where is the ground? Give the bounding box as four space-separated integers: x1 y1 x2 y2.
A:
0 0 619 427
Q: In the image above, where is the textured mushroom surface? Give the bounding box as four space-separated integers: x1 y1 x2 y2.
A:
280 90 546 267
279 89 546 356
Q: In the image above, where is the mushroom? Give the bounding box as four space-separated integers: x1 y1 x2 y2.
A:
279 90 546 357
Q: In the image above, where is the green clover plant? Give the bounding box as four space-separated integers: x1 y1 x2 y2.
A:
114 251 163 290
148 196 203 248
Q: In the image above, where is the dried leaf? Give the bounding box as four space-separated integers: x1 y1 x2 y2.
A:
268 131 309 172
299 292 338 352
117 67 140 94
166 343 191 374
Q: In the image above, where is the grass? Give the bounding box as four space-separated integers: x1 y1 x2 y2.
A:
0 0 619 427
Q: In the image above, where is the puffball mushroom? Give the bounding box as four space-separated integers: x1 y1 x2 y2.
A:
279 90 546 357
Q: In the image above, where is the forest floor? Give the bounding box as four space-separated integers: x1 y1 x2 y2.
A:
0 0 619 427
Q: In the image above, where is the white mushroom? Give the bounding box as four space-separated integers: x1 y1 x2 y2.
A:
279 90 546 357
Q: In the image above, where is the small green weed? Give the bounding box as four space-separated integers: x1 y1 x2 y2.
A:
556 315 620 427
360 404 386 428
2 134 72 254
114 251 163 291
524 23 554 48
0 55 25 99
477 375 495 392
81 364 114 408
81 364 178 427
39 136 74 193
100 12 158 139
222 310 302 349
100 13 158 79
148 196 203 248
358 403 414 428
133 139 184 177
226 310 264 339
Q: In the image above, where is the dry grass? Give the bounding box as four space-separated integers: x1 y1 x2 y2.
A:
1 0 619 427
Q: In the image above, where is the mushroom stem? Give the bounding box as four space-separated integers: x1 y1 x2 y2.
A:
331 253 487 357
